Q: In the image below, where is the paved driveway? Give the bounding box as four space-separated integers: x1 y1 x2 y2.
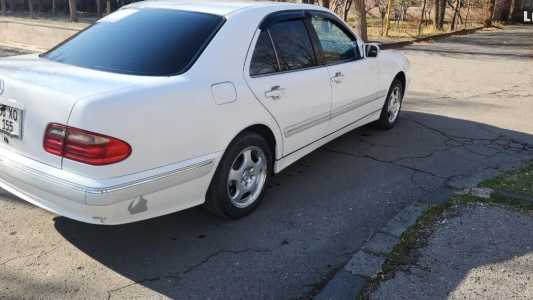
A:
1 25 533 299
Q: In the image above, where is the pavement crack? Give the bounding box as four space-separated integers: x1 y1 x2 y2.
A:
324 147 444 179
0 253 37 266
0 246 61 266
105 247 271 298
107 276 161 300
177 248 271 277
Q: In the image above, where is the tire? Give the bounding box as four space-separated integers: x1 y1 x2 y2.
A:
205 132 273 219
376 79 404 130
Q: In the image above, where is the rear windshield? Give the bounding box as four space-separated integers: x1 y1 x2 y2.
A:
44 8 225 76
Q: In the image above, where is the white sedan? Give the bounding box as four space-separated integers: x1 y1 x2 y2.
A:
0 1 409 225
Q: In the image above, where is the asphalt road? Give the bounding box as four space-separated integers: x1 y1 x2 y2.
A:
1 25 533 299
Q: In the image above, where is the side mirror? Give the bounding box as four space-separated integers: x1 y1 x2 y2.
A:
365 43 380 58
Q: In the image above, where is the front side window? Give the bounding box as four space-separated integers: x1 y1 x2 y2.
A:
44 8 224 76
250 31 279 76
311 16 359 65
269 19 316 72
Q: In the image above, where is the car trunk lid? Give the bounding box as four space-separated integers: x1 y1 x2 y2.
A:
0 54 137 169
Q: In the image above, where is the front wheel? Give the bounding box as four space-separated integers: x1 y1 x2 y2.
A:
205 132 272 219
377 79 404 129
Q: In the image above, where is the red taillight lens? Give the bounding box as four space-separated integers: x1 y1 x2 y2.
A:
44 123 131 165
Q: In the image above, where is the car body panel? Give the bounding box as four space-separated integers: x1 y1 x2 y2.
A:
0 1 409 224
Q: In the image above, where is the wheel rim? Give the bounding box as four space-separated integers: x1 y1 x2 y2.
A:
387 85 402 123
227 146 267 208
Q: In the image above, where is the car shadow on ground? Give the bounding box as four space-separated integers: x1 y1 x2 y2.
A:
50 111 533 299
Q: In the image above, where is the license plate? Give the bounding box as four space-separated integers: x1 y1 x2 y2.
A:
0 104 22 138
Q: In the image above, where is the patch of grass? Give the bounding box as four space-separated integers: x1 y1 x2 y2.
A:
481 162 533 197
361 193 533 300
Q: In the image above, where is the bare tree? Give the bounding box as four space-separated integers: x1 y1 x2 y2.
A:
27 0 34 17
449 0 462 30
353 0 368 40
433 0 439 28
8 0 14 14
437 0 446 29
376 0 388 34
484 0 495 26
68 0 77 21
343 0 353 20
510 0 522 21
96 0 102 17
493 0 512 20
383 0 393 35
418 0 428 35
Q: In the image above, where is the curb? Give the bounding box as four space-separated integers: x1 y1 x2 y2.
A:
314 186 533 300
376 26 486 50
314 200 430 300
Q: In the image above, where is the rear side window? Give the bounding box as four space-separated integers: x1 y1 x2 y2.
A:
269 19 316 72
44 8 224 76
311 16 359 64
250 31 279 76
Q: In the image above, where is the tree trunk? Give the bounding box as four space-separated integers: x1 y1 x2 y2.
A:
322 0 331 8
96 0 101 18
450 0 460 30
484 0 495 26
437 0 446 30
302 0 316 4
433 0 439 28
7 0 14 13
68 0 77 22
52 0 56 16
343 0 353 21
383 0 393 35
353 0 368 41
494 0 512 21
106 0 111 14
464 1 471 28
27 0 33 17
1 0 6 16
418 0 428 35
510 0 522 21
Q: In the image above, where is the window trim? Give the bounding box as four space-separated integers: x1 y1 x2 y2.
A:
248 9 364 79
307 11 363 67
249 11 321 78
249 29 281 77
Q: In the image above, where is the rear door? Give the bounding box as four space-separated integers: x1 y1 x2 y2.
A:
245 13 333 155
308 13 381 132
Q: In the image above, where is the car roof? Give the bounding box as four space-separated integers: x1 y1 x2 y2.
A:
126 0 323 17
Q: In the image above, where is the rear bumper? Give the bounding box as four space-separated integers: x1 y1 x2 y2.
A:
0 148 219 225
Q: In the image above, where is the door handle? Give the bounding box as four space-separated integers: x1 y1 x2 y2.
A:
265 85 284 100
331 71 345 83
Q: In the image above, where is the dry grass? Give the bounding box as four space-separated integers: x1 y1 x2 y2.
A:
352 17 484 43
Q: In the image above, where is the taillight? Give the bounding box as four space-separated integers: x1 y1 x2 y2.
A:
43 123 131 165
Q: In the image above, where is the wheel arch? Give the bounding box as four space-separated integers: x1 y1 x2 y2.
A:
237 124 278 163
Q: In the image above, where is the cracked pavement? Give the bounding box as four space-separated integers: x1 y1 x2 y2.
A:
1 25 533 299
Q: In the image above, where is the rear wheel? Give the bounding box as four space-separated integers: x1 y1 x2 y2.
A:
205 132 272 219
377 79 404 129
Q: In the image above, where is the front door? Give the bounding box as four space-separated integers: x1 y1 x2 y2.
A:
245 17 333 155
309 14 381 132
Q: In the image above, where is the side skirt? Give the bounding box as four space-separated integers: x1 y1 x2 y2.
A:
274 108 381 173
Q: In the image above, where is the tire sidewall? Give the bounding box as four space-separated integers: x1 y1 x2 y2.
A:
207 132 273 218
379 79 404 128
